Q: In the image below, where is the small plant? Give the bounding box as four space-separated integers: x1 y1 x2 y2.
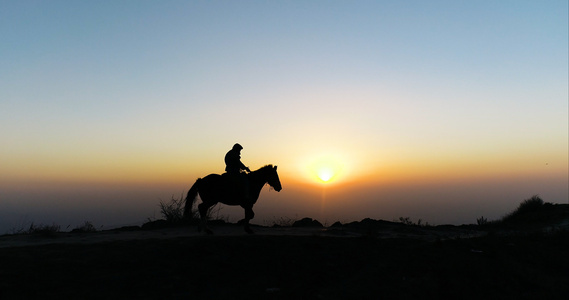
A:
9 218 31 235
398 217 430 227
27 223 60 236
399 217 413 226
477 216 488 226
206 204 227 222
158 193 226 224
159 193 186 223
72 221 97 233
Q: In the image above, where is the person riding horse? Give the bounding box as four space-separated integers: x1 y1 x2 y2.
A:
224 143 251 200
185 164 281 234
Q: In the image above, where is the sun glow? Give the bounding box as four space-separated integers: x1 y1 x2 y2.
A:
309 156 343 184
317 167 334 182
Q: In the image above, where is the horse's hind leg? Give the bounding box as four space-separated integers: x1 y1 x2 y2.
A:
198 202 214 235
242 206 255 234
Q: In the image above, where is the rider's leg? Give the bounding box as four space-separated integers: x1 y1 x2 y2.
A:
240 173 251 200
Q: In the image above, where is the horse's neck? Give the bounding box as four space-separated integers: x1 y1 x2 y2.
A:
248 171 267 192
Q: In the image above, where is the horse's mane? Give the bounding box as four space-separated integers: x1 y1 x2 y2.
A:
256 164 274 172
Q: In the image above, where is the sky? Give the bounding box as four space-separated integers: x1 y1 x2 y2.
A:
1 1 567 232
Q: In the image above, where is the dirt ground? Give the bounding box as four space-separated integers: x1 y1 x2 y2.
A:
0 222 567 299
0 220 484 249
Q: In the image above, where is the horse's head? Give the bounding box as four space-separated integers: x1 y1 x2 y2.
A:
266 165 282 192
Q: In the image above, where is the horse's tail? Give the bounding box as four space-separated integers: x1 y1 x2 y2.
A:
183 178 201 219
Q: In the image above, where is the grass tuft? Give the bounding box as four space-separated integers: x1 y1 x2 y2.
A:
71 221 97 233
156 193 227 226
26 223 61 236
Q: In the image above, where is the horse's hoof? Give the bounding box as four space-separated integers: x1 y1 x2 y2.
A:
205 229 214 235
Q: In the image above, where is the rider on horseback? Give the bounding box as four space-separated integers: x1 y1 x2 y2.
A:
224 143 251 200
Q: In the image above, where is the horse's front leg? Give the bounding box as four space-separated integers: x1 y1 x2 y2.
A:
243 206 255 234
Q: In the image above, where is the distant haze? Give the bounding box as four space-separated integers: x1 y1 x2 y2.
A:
1 172 566 233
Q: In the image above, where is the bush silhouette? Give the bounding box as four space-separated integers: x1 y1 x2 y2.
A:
157 193 224 226
159 194 187 223
501 195 549 223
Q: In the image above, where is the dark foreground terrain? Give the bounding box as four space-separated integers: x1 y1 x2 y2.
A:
0 223 567 300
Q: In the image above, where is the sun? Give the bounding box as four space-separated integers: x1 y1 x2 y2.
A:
317 167 334 182
309 156 343 184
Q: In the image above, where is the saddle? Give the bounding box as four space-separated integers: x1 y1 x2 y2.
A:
221 172 241 188
221 172 250 199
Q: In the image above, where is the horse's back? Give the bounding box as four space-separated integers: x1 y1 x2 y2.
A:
199 173 232 191
198 173 244 205
203 173 222 180
199 173 223 187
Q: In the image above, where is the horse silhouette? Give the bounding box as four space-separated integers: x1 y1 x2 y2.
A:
184 165 282 234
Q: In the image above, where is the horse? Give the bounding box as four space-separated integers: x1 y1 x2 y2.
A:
184 165 282 234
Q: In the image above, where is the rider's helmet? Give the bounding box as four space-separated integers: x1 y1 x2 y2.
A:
233 143 243 150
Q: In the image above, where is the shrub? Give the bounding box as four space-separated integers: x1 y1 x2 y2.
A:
399 217 413 225
516 195 544 214
501 195 545 223
476 216 488 226
158 193 225 224
159 193 186 223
